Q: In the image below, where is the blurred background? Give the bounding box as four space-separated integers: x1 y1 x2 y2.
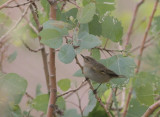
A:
1 0 160 116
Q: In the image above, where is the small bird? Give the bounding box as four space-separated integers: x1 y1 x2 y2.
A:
81 55 126 83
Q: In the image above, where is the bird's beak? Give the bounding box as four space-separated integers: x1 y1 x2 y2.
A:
81 54 85 59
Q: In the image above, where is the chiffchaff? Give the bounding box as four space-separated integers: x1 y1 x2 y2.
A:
81 55 126 83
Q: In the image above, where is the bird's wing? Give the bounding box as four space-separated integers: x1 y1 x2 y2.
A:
93 61 119 77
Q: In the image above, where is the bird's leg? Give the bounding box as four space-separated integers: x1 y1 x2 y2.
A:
93 83 102 94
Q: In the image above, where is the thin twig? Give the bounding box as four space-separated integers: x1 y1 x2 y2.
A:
76 92 84 117
14 0 38 34
29 1 50 92
21 39 43 52
122 87 133 117
75 56 83 71
5 1 31 8
0 4 31 42
123 1 159 116
25 92 34 100
57 81 87 98
67 0 80 8
143 100 160 117
136 0 159 73
125 0 145 47
0 0 14 10
87 80 113 117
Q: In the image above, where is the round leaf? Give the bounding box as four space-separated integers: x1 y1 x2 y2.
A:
0 73 27 105
32 94 49 113
102 16 123 42
79 32 101 49
58 79 71 91
77 3 96 24
58 44 76 64
40 29 63 49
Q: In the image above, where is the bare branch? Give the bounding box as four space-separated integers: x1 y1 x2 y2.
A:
0 4 31 42
57 81 87 98
21 39 43 52
143 100 160 117
122 88 133 117
5 1 31 8
136 0 159 73
125 0 145 47
25 92 34 100
29 1 50 93
0 0 14 10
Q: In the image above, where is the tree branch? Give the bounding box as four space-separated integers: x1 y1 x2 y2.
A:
75 56 113 117
57 81 87 98
29 2 50 93
143 100 160 117
125 0 145 47
0 4 30 42
46 1 57 117
136 0 159 73
0 0 14 10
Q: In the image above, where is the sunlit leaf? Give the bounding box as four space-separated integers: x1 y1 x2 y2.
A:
77 3 96 24
32 94 49 113
58 79 71 91
102 16 123 42
127 98 148 117
133 72 158 106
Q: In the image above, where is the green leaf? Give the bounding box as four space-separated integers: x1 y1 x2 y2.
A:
60 8 78 27
95 0 115 16
102 16 123 42
88 15 102 36
0 73 27 105
77 3 96 24
63 109 81 117
73 69 84 77
100 55 136 86
40 29 63 49
79 32 101 49
40 20 69 48
133 72 156 106
0 12 12 27
127 98 148 117
58 44 76 64
36 84 42 96
11 105 23 117
88 103 108 117
56 96 66 110
40 0 49 17
151 16 160 34
58 79 71 91
83 91 97 116
32 94 49 113
91 48 100 60
8 51 17 63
